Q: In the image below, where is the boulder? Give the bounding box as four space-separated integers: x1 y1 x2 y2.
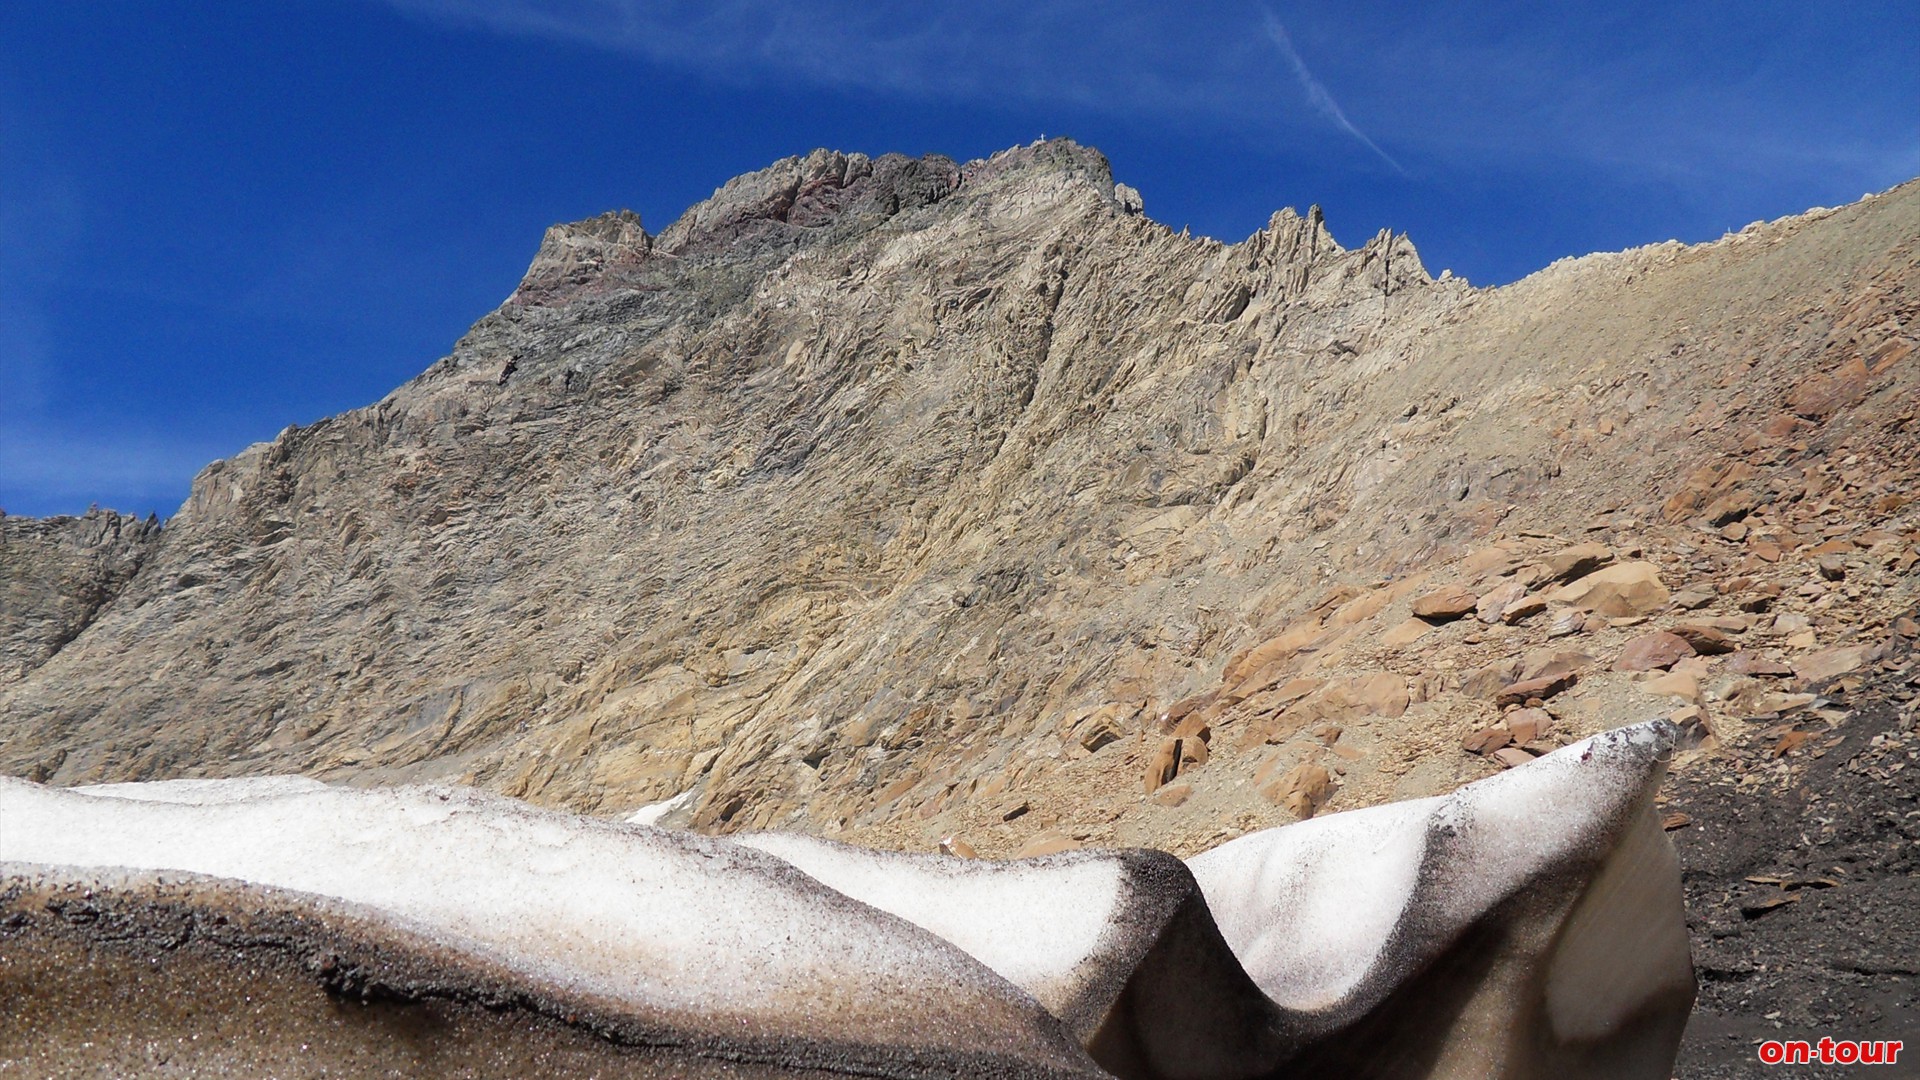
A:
1543 542 1615 582
1495 672 1577 706
1614 631 1697 673
1260 763 1333 819
1462 726 1513 755
1667 623 1735 655
1381 618 1434 647
1505 707 1553 744
1551 562 1671 618
1412 586 1479 622
1144 738 1182 793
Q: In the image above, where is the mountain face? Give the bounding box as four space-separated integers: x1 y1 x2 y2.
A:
0 139 1910 825
3 138 1917 1072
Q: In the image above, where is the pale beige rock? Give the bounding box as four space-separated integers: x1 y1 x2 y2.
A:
1552 562 1671 618
1143 738 1182 794
1641 671 1702 704
1322 672 1410 719
1260 762 1333 818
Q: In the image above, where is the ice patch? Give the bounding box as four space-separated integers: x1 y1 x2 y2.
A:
0 777 1091 1068
738 833 1127 1030
625 788 693 826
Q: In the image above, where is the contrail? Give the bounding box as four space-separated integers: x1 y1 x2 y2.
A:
1262 11 1406 175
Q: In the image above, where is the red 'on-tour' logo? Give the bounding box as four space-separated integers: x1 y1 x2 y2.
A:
1758 1038 1904 1066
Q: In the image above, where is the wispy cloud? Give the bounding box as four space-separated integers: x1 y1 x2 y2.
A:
375 1 1301 131
1260 10 1404 175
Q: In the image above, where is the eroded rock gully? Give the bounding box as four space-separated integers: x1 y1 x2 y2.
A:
1 139 1916 1075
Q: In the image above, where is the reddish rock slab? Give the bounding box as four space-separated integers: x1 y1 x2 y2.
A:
1494 672 1577 706
1614 631 1698 672
1504 707 1553 744
1491 746 1538 769
1668 623 1736 655
1793 645 1874 684
1412 585 1478 622
1462 727 1513 755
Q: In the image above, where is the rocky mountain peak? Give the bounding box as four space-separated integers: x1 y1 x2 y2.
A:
513 208 652 305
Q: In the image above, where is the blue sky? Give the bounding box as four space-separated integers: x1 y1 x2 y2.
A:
3 2 1916 518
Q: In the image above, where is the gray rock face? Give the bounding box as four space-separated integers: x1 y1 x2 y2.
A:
0 509 158 684
0 139 1913 856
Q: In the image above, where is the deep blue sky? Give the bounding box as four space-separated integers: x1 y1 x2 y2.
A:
4 2 1916 518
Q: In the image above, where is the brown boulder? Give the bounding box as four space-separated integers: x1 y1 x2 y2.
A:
1260 763 1333 818
1550 561 1670 617
1072 706 1129 752
1614 631 1697 672
1504 707 1553 743
1412 585 1479 622
1381 618 1433 647
1703 490 1759 526
1543 542 1615 582
1461 659 1526 698
1462 726 1513 754
1500 595 1549 624
1143 738 1181 793
1179 736 1210 768
939 835 979 858
1491 746 1538 769
1521 649 1593 682
1494 672 1576 706
1668 623 1735 655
